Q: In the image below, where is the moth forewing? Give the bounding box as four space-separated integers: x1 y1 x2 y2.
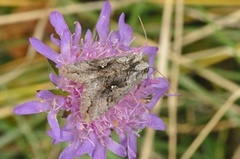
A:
59 53 150 122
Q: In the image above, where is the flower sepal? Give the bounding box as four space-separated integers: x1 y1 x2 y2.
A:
48 89 69 96
47 58 59 75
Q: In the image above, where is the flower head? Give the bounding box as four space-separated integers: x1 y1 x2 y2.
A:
14 1 169 159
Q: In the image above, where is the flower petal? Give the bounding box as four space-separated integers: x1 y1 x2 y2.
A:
118 13 133 46
47 130 72 144
60 29 72 62
36 90 55 99
84 29 93 44
92 145 106 159
147 78 169 109
72 22 82 48
146 114 165 130
14 101 50 115
49 73 60 85
47 111 60 138
96 1 111 40
127 133 137 159
75 139 94 157
50 34 61 46
59 143 75 159
105 137 126 157
118 130 127 147
109 30 120 42
49 11 70 37
142 46 158 74
29 38 59 63
87 132 106 159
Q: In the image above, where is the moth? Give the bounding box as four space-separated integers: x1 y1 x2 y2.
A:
59 53 149 123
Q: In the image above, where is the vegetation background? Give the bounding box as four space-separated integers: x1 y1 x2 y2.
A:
0 0 240 159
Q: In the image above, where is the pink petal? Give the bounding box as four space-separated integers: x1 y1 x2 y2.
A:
118 13 133 46
49 73 60 85
142 46 158 73
14 101 50 115
146 114 165 130
118 130 127 147
36 90 55 99
105 137 126 157
96 1 111 40
29 38 59 64
50 34 61 46
72 22 82 48
75 139 94 157
47 111 60 139
59 143 75 159
92 145 106 159
127 133 137 159
60 29 71 62
146 78 169 109
47 130 72 143
84 29 93 43
49 11 70 37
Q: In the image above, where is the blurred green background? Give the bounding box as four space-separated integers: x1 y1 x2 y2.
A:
0 0 240 159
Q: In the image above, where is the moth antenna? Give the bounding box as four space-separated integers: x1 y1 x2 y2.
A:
138 16 148 46
149 66 179 96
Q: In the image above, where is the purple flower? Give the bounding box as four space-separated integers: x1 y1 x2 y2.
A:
14 1 169 159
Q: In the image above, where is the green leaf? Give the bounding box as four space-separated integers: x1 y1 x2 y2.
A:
48 89 69 96
47 58 58 75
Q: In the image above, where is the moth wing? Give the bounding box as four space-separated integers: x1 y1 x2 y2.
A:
59 55 136 83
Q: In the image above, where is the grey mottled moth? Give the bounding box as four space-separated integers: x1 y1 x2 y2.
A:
59 54 149 122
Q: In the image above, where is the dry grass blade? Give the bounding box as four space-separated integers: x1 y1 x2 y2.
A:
148 0 240 6
0 2 103 25
183 9 240 46
196 68 240 92
1 0 240 158
0 0 139 25
0 0 45 7
181 90 240 159
168 0 184 159
178 120 239 134
232 144 240 159
140 0 174 159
